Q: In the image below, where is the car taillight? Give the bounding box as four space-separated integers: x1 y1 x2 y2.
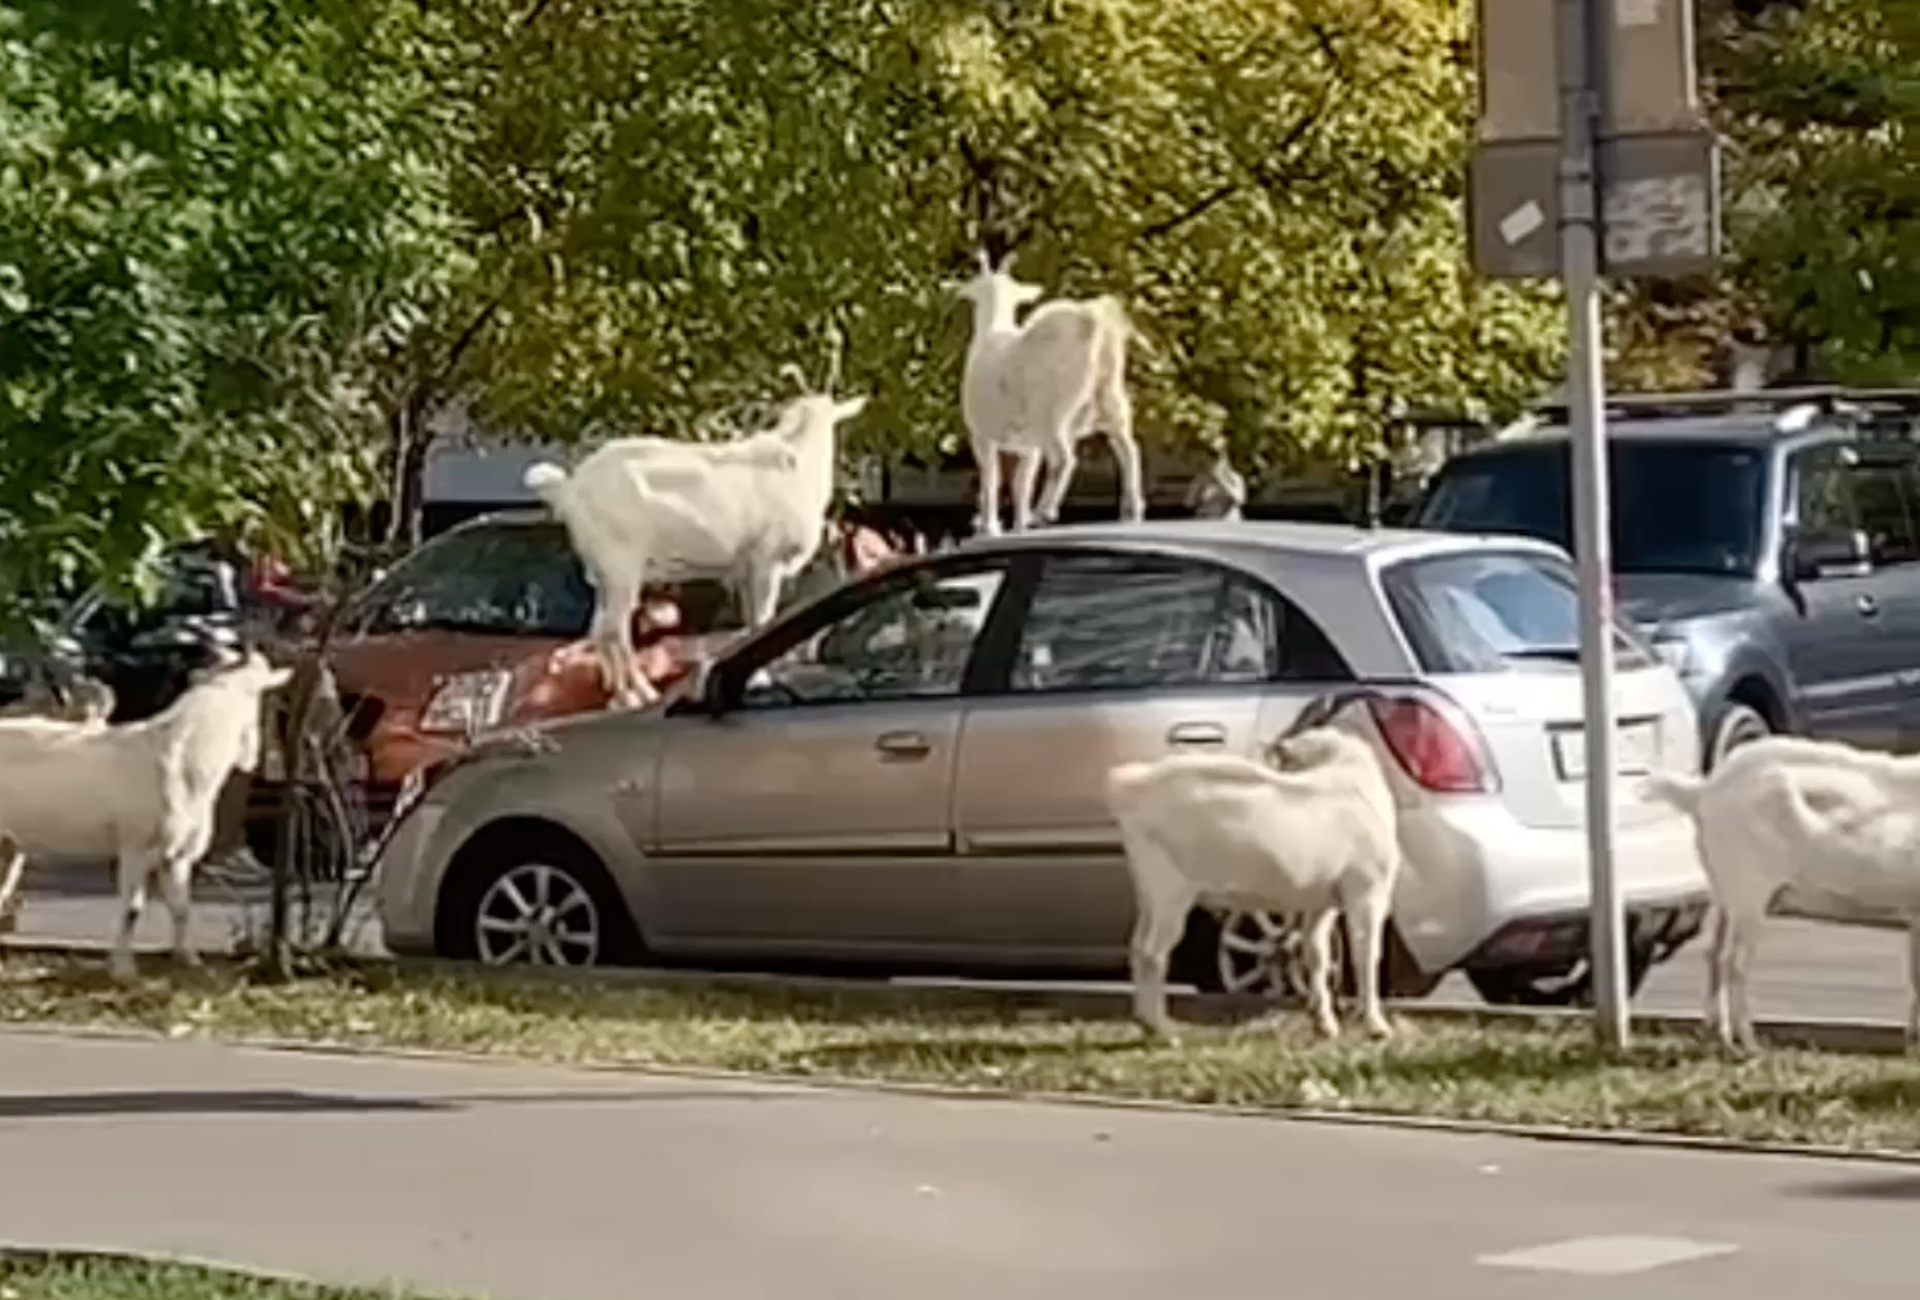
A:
1366 695 1495 794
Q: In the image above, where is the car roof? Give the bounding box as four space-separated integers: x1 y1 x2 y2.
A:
954 517 1565 567
1470 413 1788 451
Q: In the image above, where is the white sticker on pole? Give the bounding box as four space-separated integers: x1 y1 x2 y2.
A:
1499 201 1545 246
1616 0 1659 27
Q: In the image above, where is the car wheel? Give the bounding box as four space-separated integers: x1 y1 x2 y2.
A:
1466 946 1654 1008
1176 909 1440 1000
1706 700 1772 772
440 832 641 968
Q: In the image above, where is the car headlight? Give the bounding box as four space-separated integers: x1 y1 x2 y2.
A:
1650 636 1693 677
419 669 514 736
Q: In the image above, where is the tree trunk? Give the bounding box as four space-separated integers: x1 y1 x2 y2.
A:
383 386 434 551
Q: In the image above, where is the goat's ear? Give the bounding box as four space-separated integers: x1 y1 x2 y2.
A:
834 395 869 421
975 248 992 274
262 666 295 691
994 249 1016 275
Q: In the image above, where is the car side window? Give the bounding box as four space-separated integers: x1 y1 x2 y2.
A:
1009 553 1350 692
1849 458 1920 567
729 564 1008 710
1793 446 1863 537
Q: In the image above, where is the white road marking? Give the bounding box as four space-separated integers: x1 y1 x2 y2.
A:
1477 1235 1739 1276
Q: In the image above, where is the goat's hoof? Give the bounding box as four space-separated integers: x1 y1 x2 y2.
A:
1363 1017 1394 1041
1314 1018 1342 1041
108 960 138 985
1137 1020 1180 1047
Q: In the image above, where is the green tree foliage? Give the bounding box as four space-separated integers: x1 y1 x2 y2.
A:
431 0 1563 486
1711 0 1920 381
1615 0 1920 388
0 0 465 608
4 0 1566 602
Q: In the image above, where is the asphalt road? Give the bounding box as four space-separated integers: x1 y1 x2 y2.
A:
0 1032 1914 1300
8 860 1913 1024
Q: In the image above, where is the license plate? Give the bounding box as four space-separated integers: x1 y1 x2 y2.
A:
1552 719 1659 781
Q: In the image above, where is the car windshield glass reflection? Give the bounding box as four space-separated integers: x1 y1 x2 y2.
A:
741 570 1004 706
356 523 595 638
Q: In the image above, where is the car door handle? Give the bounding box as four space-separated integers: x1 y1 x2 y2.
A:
1166 721 1228 746
1858 594 1881 618
875 730 932 760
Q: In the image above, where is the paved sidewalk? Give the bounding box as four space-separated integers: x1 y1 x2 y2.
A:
0 1033 1914 1300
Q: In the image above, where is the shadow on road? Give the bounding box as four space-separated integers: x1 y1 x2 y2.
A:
1789 1173 1920 1201
0 1085 797 1120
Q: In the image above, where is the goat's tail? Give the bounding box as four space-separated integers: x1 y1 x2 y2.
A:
1638 770 1706 817
524 461 570 508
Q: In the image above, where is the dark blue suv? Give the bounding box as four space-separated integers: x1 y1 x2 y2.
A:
1413 389 1920 770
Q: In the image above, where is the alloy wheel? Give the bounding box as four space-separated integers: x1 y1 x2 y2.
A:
474 862 603 966
1213 909 1342 999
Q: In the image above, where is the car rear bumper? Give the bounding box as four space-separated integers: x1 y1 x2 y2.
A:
1393 796 1710 974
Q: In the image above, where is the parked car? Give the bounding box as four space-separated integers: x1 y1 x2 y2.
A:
1413 387 1920 771
5 541 276 721
326 510 749 819
376 519 1710 1007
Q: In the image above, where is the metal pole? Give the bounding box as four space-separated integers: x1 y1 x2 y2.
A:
1558 0 1629 1049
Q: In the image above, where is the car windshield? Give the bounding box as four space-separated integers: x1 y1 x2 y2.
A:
353 522 596 638
1414 439 1769 577
1382 549 1653 675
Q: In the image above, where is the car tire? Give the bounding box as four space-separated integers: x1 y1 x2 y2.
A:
1706 700 1772 772
1466 946 1654 1008
1173 909 1442 1001
438 828 643 969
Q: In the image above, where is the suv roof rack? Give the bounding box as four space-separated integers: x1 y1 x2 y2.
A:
1526 386 1920 431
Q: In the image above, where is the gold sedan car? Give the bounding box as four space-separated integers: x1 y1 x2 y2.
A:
375 520 1709 1006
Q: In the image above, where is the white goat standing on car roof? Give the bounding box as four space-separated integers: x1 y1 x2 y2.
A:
523 334 868 708
1108 695 1404 1042
0 648 291 980
952 250 1144 535
1642 734 1920 1054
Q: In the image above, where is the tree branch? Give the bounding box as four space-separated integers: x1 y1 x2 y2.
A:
1137 182 1239 243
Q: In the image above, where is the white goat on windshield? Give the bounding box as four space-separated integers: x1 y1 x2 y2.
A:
953 250 1143 535
524 336 867 708
1107 702 1403 1042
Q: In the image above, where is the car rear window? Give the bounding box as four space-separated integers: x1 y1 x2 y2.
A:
1381 550 1652 675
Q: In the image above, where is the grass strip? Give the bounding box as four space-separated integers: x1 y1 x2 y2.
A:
0 954 1916 1150
0 1254 436 1300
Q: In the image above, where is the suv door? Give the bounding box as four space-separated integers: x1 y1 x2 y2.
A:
1847 448 1920 751
644 555 1015 956
947 548 1355 963
1781 443 1908 746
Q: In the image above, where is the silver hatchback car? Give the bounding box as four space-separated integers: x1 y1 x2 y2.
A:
376 520 1710 1006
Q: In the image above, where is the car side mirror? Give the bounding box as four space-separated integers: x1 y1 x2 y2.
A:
1786 527 1870 581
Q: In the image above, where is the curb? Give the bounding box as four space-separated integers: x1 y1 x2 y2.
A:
2 933 1910 1055
4 1019 1919 1168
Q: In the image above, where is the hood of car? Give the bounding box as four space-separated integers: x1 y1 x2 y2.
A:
1614 572 1765 632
